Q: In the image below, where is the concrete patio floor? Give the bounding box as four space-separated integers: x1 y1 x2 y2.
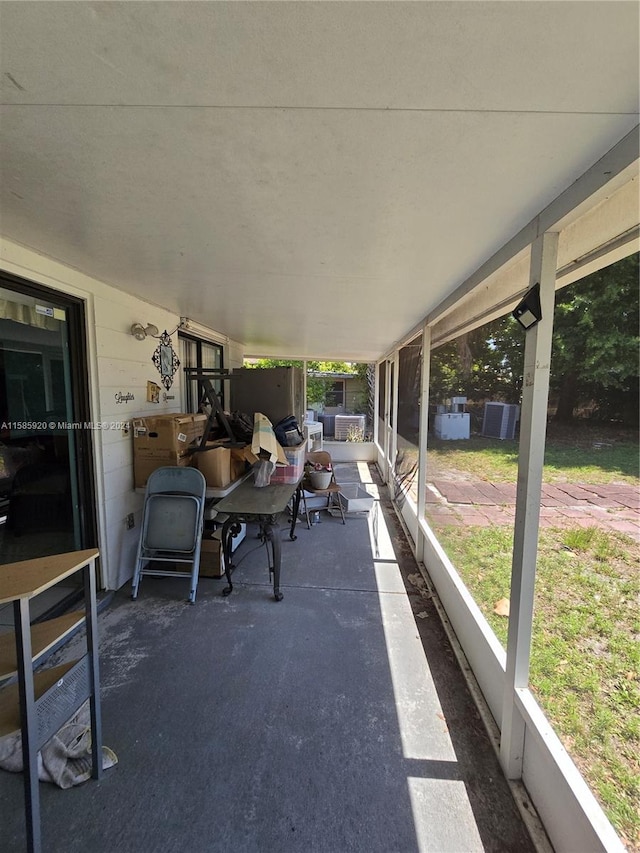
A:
1 464 546 853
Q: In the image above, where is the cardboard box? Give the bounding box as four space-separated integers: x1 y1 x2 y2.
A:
199 525 246 578
134 452 191 490
269 442 306 485
132 413 208 457
195 445 230 488
199 536 225 578
194 443 248 488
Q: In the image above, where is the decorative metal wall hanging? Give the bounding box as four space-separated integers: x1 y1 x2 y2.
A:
152 331 180 390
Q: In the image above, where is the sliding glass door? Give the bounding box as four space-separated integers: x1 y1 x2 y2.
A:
0 276 95 587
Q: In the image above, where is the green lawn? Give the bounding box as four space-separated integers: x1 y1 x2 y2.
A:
424 425 640 849
426 432 639 484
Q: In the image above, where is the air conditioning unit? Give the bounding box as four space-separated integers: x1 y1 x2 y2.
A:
334 414 365 441
434 413 470 440
482 403 519 440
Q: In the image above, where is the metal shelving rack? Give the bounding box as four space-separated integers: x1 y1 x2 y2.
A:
0 549 102 853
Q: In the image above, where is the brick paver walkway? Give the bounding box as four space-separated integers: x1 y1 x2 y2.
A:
426 480 640 539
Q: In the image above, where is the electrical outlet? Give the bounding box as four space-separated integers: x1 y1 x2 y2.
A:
126 513 135 530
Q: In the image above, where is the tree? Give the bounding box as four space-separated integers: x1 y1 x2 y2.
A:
429 254 638 426
551 254 639 423
430 319 524 404
244 358 304 369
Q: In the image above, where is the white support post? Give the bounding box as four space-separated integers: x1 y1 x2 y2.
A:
302 360 307 418
390 350 400 497
415 325 432 563
384 358 393 485
373 362 380 448
500 231 559 779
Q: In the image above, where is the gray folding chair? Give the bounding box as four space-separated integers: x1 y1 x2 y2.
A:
131 466 207 603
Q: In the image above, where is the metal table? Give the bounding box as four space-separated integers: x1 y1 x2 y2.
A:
213 476 302 601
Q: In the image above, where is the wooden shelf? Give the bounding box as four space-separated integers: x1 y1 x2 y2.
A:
0 549 101 852
0 660 77 738
0 549 99 604
0 612 85 681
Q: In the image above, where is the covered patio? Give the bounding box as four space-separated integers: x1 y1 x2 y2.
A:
0 463 543 853
0 2 638 851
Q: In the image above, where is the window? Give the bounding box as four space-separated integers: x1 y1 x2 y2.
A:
179 334 223 413
325 380 345 408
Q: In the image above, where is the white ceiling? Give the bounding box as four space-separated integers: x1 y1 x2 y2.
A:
1 1 638 361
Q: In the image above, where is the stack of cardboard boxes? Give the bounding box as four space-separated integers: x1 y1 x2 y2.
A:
132 413 253 490
132 413 208 489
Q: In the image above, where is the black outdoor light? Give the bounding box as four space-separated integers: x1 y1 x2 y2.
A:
513 282 542 330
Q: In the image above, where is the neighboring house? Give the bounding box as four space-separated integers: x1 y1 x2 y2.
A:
307 371 367 416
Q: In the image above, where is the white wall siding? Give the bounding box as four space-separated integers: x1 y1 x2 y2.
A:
323 440 377 463
92 288 185 588
0 237 243 591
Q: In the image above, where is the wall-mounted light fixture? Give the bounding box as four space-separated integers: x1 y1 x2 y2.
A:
512 283 542 331
130 322 159 341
